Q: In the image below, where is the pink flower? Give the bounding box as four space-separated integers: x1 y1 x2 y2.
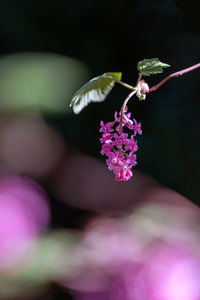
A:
113 133 128 148
136 80 149 100
125 138 138 153
100 143 112 156
99 121 114 133
99 133 113 144
129 119 142 136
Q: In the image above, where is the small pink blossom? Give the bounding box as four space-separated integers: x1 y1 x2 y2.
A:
125 138 138 153
136 79 149 100
100 143 112 156
130 119 142 136
99 133 113 144
99 121 114 133
113 133 128 148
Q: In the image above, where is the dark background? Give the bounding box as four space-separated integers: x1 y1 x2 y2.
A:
0 0 200 298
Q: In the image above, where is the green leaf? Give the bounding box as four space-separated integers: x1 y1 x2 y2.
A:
137 58 170 76
70 72 122 114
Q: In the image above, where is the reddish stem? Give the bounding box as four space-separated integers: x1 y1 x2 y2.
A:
149 63 200 93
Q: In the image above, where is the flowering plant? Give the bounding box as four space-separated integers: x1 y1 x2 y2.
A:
70 58 200 181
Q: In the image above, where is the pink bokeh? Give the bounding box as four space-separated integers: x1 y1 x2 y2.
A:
0 176 50 271
62 201 200 300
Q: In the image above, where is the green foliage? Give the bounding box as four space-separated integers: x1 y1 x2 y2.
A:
0 53 88 114
69 58 171 114
137 58 170 77
70 72 122 114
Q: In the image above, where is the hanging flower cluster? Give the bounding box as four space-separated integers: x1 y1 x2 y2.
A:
99 107 142 181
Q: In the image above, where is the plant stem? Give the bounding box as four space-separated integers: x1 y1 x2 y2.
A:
149 63 200 93
137 74 142 84
104 76 135 90
120 90 136 127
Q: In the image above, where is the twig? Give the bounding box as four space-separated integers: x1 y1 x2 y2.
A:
149 63 200 93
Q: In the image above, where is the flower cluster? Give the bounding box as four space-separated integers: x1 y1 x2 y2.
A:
100 107 142 181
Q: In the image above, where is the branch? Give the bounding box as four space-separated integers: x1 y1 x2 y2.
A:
149 63 200 93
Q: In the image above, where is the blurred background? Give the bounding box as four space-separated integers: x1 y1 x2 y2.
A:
0 0 200 299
